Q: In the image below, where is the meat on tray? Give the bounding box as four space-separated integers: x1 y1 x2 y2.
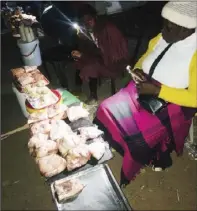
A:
37 154 67 177
78 126 104 140
67 104 89 122
50 120 73 141
30 119 52 135
23 66 37 72
66 144 91 171
14 69 48 87
54 178 85 203
11 67 25 77
28 134 58 158
88 141 106 160
57 133 85 157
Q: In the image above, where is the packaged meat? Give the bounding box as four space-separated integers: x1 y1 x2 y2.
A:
28 110 48 124
24 87 59 109
50 120 73 141
11 67 25 77
57 134 84 157
14 69 49 88
69 118 93 132
48 104 68 119
23 66 37 72
67 104 89 122
78 126 104 140
28 133 58 158
51 111 67 120
37 154 67 177
28 137 58 158
30 119 52 135
28 133 48 149
35 140 58 158
66 144 91 171
54 178 85 203
17 73 35 86
88 141 106 160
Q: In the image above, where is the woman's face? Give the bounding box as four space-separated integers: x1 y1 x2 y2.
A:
82 14 96 32
162 19 182 43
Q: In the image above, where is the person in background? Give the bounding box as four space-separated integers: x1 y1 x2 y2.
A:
71 4 129 105
94 1 197 186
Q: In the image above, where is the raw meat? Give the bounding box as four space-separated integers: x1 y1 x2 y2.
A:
51 111 67 120
30 119 52 135
24 87 59 109
67 104 89 122
50 120 73 141
28 133 48 149
28 134 58 158
54 178 84 203
57 134 85 157
48 104 68 119
23 66 37 72
88 141 106 160
66 144 91 171
11 68 25 77
37 154 67 177
18 73 35 86
69 118 93 132
78 126 104 140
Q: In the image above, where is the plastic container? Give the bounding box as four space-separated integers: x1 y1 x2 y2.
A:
17 39 42 66
25 90 62 114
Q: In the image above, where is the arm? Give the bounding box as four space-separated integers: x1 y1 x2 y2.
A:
122 33 162 86
159 52 197 108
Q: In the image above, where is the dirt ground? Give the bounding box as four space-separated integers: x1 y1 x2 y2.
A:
1 33 197 210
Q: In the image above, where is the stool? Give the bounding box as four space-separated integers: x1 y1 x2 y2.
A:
42 44 72 89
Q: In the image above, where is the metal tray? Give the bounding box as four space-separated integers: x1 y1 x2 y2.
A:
50 164 132 210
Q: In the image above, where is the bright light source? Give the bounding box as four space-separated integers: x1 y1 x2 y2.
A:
73 23 80 30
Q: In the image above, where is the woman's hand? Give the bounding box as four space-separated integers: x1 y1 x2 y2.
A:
136 82 161 96
132 68 147 84
71 50 82 59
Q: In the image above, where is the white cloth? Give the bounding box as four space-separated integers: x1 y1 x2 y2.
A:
161 1 197 29
142 32 196 89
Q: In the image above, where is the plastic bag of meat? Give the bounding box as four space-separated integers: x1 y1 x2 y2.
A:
30 119 52 135
28 134 58 158
67 103 89 122
23 66 37 72
56 134 86 157
54 178 85 203
37 154 67 178
11 67 25 78
48 104 68 119
66 144 91 171
17 73 35 86
69 118 93 132
51 111 67 121
78 126 104 140
28 133 48 149
28 110 48 124
50 120 73 141
88 141 106 160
